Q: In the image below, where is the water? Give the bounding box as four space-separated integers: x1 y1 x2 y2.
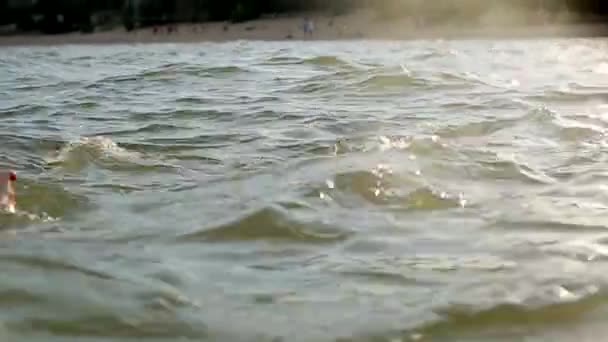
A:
1 38 608 341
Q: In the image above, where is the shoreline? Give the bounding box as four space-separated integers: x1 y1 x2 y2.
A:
2 10 608 47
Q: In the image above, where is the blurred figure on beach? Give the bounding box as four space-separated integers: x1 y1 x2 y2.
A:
302 17 314 37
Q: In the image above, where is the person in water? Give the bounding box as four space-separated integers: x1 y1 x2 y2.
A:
0 170 16 213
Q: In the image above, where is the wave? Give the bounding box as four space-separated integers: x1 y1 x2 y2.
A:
0 209 58 229
355 73 428 90
435 71 489 87
304 55 353 68
0 288 44 307
322 134 556 210
538 237 608 263
489 205 608 234
324 167 465 211
85 75 140 88
46 136 140 167
409 285 605 340
147 63 248 77
8 311 207 339
436 118 519 138
12 81 83 92
0 103 48 118
262 56 304 65
262 55 355 70
128 108 235 121
410 50 451 61
474 158 555 185
43 136 181 174
94 123 193 137
0 253 115 280
201 65 247 75
174 96 210 104
435 106 606 146
178 206 351 243
440 96 527 112
0 174 90 227
86 64 249 89
142 133 257 147
286 81 336 94
529 89 608 103
517 106 607 143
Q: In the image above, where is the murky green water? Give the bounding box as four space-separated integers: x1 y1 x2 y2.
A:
2 38 608 341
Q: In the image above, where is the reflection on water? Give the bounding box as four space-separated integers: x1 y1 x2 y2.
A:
2 38 608 341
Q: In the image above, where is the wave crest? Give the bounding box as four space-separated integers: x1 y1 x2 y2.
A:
179 206 350 243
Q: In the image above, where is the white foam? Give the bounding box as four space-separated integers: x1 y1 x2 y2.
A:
46 135 141 165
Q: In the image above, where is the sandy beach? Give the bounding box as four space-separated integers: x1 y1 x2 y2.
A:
1 8 608 47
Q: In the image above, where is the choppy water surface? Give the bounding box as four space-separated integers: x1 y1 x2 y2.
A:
2 38 608 341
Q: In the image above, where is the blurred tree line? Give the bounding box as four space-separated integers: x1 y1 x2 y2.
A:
123 0 356 29
2 0 608 34
0 0 356 33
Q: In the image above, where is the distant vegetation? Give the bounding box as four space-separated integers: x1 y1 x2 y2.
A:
2 0 608 34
